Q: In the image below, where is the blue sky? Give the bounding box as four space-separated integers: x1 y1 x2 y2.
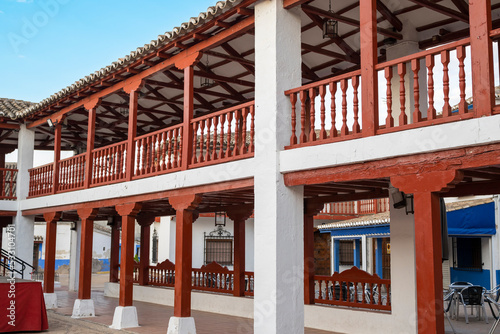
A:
0 0 218 103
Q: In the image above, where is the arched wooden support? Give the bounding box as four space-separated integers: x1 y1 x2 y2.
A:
169 194 203 317
43 212 61 294
226 207 253 297
137 213 156 286
116 202 142 307
304 201 324 305
76 207 99 300
391 170 463 334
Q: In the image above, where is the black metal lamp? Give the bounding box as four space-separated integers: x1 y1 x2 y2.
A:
214 211 226 227
323 0 338 39
200 54 215 88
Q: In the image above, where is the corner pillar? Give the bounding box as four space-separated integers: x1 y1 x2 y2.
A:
167 194 202 334
392 170 463 334
227 207 253 297
43 211 61 309
72 207 99 318
137 213 156 286
83 99 100 188
304 201 323 305
123 81 143 181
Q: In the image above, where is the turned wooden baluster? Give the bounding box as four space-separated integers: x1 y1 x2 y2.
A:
166 130 172 170
426 55 436 120
134 140 141 176
249 105 255 153
352 76 360 133
212 116 219 161
340 79 349 136
173 128 179 168
441 50 451 117
142 136 148 175
219 114 226 159
205 118 212 162
385 67 394 128
309 88 317 142
411 59 422 123
398 63 407 126
457 46 467 114
234 109 241 156
226 111 233 158
299 90 307 143
192 122 198 164
160 132 167 171
241 108 248 154
177 127 183 168
290 93 298 145
330 81 337 138
117 145 123 179
319 85 327 139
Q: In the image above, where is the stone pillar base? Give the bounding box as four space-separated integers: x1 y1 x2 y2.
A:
43 293 58 309
167 317 196 334
71 299 95 318
109 306 139 329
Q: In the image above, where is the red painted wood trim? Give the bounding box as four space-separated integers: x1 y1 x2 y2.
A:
77 208 98 300
84 107 96 189
376 112 474 134
182 66 195 171
42 212 61 294
304 214 315 304
126 90 139 181
284 70 361 96
470 0 494 117
52 123 62 194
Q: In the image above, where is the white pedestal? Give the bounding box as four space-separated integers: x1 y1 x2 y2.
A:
71 299 95 318
43 293 58 309
109 306 139 329
167 317 196 334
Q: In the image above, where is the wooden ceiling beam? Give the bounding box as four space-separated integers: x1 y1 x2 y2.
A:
376 0 403 31
407 0 468 23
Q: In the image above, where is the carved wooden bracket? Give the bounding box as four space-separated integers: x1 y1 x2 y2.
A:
43 212 61 224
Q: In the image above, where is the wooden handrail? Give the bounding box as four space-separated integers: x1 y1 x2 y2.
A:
284 70 361 96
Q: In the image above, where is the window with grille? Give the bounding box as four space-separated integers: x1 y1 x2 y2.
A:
454 237 482 270
204 235 233 266
339 240 354 265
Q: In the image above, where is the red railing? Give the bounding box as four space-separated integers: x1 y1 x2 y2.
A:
376 38 472 134
90 141 127 187
0 168 17 200
244 271 254 296
192 262 234 294
58 153 86 192
133 124 183 179
190 101 255 167
320 198 390 216
490 28 500 111
149 259 175 287
28 164 53 197
285 71 362 148
315 267 391 311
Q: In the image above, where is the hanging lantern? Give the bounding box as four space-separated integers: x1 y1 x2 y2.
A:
200 54 215 88
323 0 338 39
214 211 226 226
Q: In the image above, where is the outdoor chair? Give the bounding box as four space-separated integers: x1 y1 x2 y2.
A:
487 284 500 320
444 290 457 334
457 285 488 324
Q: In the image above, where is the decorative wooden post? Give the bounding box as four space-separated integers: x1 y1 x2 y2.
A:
392 170 463 334
43 212 61 295
360 0 378 136
52 122 62 193
227 207 253 297
115 202 142 307
137 213 156 286
469 0 494 117
304 201 323 305
83 99 100 189
123 80 143 181
109 215 121 283
169 194 202 318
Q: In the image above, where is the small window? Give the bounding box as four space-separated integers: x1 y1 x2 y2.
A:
204 236 233 266
455 237 482 270
339 240 354 266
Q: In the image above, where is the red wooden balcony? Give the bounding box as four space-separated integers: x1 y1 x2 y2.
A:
0 168 17 200
27 102 255 198
285 34 498 149
319 198 390 218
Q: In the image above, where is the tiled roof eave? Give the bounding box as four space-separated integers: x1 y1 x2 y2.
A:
15 0 244 121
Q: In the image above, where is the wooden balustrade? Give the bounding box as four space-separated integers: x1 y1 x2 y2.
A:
58 153 86 192
315 267 391 311
285 71 362 148
90 141 127 187
320 198 390 216
244 271 254 296
149 259 175 287
133 124 183 179
192 262 234 294
376 38 472 134
190 101 255 167
0 168 17 200
28 164 53 197
490 28 500 112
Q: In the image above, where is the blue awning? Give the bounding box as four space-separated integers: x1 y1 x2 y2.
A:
447 202 496 236
320 224 390 237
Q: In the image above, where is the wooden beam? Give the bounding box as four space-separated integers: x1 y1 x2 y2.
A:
407 0 468 23
376 0 403 31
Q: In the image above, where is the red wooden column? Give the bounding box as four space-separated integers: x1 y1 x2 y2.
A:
304 201 324 305
52 122 62 193
43 212 61 293
469 0 494 117
169 194 202 317
227 207 253 297
123 81 143 181
392 170 463 334
109 215 121 283
360 0 378 136
115 202 142 307
137 213 155 286
77 207 99 300
83 99 99 189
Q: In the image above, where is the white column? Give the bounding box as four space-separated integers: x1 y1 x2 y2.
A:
361 235 367 271
13 124 35 277
69 221 81 291
389 190 418 332
254 2 304 333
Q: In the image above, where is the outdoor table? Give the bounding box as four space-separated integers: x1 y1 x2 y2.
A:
0 276 48 332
